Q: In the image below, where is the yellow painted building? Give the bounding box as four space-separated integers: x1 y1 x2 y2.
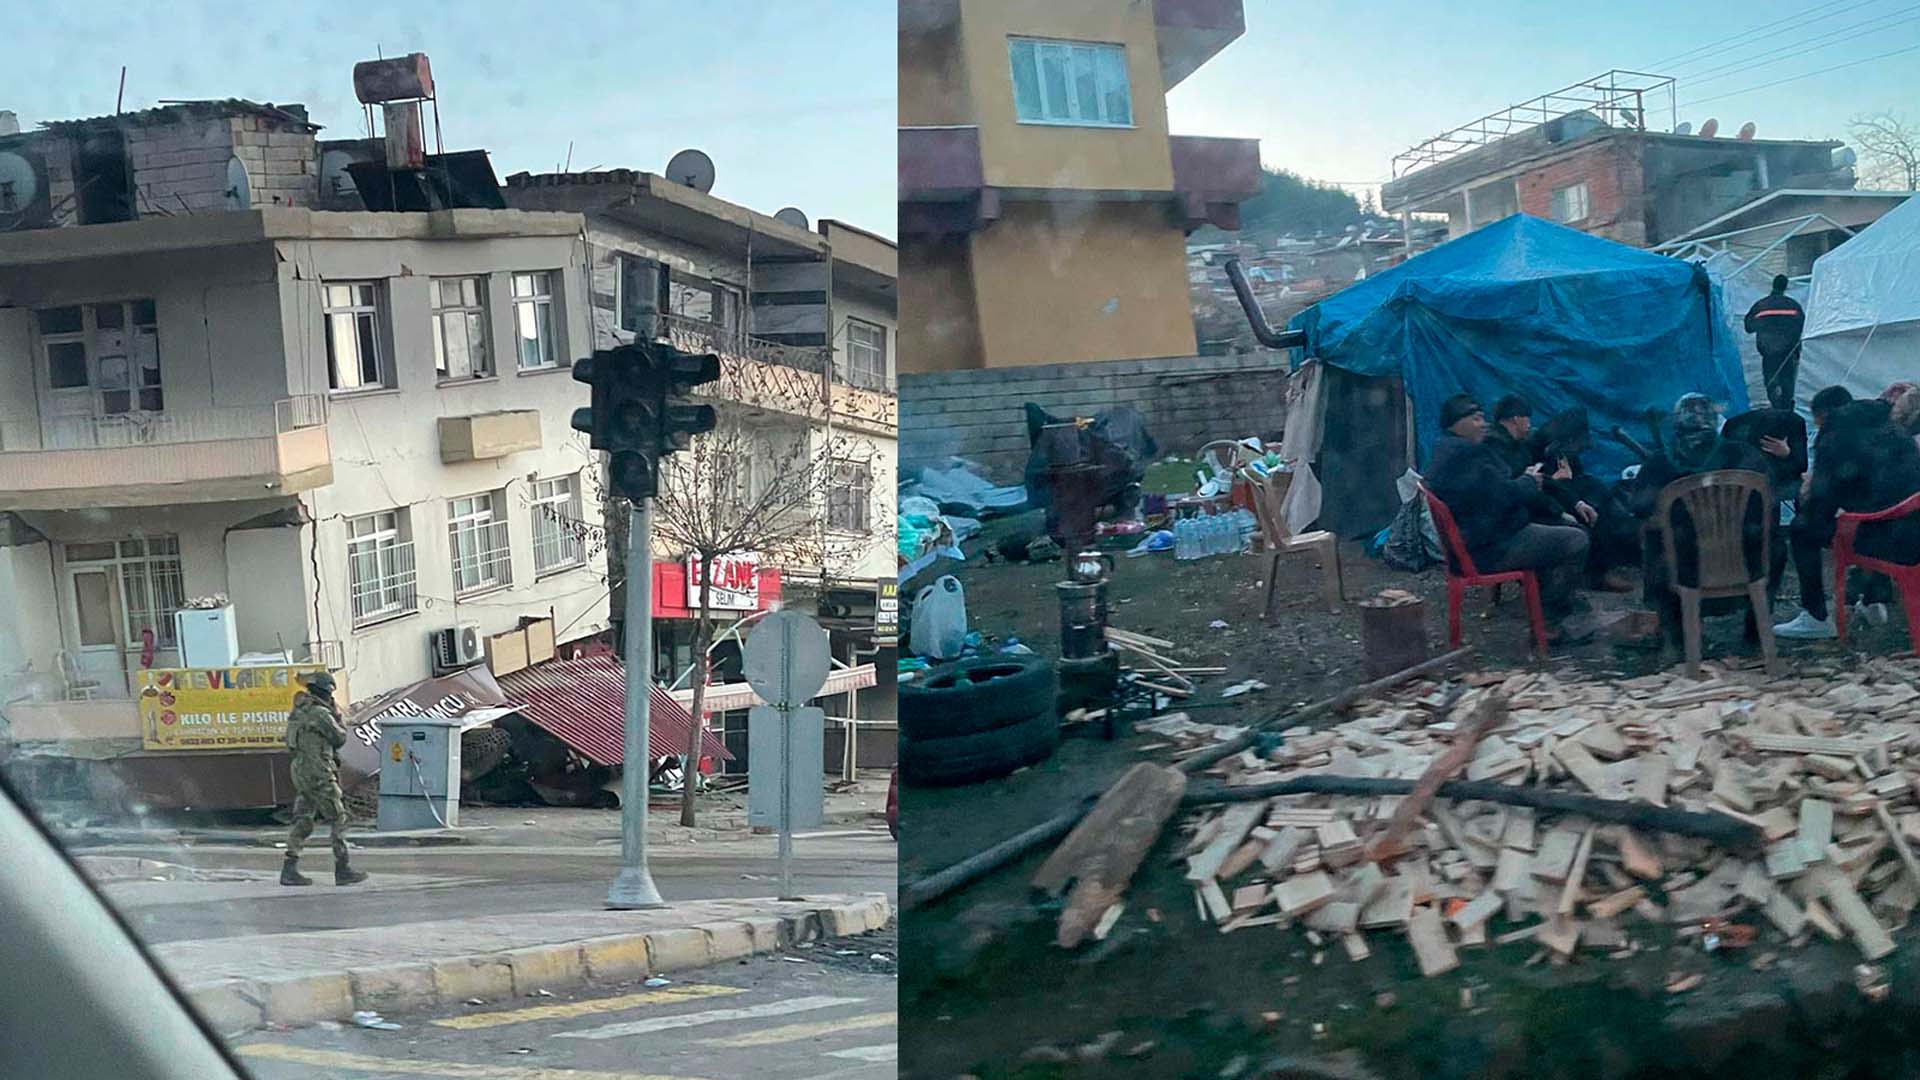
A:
899 0 1259 371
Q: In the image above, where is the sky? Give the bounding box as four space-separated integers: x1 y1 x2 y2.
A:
1170 0 1920 203
0 0 896 236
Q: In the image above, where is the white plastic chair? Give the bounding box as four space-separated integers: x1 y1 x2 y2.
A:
54 651 102 701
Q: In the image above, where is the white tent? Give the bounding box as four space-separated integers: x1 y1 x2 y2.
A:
1799 193 1920 411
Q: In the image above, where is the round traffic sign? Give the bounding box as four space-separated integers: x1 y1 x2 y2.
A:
743 610 831 707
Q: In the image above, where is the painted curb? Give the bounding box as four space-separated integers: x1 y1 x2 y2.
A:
185 894 891 1033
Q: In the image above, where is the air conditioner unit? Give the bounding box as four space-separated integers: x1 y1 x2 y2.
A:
431 623 484 671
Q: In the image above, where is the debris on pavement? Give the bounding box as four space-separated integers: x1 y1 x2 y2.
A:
643 977 671 988
350 1010 402 1030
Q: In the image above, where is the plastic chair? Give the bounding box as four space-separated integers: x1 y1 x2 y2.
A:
54 650 102 701
1653 469 1780 679
1252 469 1341 616
1418 484 1550 658
1834 491 1920 654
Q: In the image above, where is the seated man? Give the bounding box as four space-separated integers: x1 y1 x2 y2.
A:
1485 395 1570 525
1773 387 1920 639
1630 394 1776 648
1427 394 1590 642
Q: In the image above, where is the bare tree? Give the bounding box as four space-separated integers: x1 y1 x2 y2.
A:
650 407 889 827
1849 112 1920 192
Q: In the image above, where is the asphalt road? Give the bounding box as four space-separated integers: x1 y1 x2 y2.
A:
91 828 896 945
234 939 897 1080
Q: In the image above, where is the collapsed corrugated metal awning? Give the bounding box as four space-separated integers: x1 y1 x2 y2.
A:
496 655 729 766
670 663 879 715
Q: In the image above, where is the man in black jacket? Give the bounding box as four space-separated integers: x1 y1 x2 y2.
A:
1745 275 1805 410
1774 388 1920 639
1427 394 1589 639
1485 395 1567 525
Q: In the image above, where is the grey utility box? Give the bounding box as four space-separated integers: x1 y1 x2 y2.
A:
376 717 462 830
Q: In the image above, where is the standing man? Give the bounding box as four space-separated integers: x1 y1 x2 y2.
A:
280 672 368 887
1427 394 1590 644
1745 275 1805 411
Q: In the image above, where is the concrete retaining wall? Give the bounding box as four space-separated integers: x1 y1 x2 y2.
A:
900 351 1293 482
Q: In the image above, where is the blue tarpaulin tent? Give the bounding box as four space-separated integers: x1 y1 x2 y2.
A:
1288 214 1748 483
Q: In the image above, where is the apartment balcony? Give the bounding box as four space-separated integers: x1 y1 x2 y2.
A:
439 409 543 464
1155 0 1247 90
0 396 333 511
1170 135 1263 231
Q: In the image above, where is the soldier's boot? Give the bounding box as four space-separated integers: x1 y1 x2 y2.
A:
334 854 368 886
280 855 313 886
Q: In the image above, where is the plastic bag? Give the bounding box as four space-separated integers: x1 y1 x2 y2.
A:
910 575 968 660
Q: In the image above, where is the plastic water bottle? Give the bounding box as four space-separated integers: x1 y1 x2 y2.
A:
1236 509 1255 551
1175 518 1191 560
1208 515 1226 557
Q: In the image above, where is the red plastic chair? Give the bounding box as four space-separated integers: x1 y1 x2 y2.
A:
1833 491 1920 653
1418 484 1551 658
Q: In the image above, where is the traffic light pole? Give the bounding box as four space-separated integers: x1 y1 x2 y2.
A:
608 498 666 910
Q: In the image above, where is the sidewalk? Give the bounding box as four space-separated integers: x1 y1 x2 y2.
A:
162 893 893 1035
56 774 892 850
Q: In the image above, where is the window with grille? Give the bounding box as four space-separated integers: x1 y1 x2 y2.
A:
37 300 163 415
432 277 492 379
512 272 559 371
1009 38 1133 128
324 282 390 391
844 318 888 389
827 458 872 533
66 536 184 648
347 510 418 626
1551 182 1591 224
448 492 512 594
530 475 586 575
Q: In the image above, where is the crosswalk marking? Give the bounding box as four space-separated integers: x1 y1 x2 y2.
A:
239 1042 706 1080
555 995 866 1041
432 984 744 1031
700 1011 896 1047
825 1044 897 1063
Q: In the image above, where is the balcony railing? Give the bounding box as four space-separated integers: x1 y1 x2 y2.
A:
0 395 328 452
656 313 829 376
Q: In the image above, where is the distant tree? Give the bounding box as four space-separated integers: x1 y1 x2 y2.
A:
1236 169 1364 237
1849 112 1920 191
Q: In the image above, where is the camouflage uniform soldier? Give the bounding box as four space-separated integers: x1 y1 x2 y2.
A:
280 672 368 886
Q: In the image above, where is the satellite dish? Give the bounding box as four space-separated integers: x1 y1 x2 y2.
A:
1698 118 1720 138
0 151 39 211
1737 121 1757 141
224 156 252 210
320 149 359 199
774 206 809 230
1673 121 1693 136
665 148 715 193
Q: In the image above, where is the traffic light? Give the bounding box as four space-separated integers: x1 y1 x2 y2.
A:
569 342 722 500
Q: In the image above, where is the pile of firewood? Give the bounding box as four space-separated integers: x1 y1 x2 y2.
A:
1046 657 1920 978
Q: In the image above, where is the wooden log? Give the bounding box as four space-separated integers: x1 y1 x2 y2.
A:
1368 693 1510 862
1032 764 1189 948
1186 776 1765 853
1359 593 1430 681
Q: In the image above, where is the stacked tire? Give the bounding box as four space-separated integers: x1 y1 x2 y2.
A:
900 655 1059 786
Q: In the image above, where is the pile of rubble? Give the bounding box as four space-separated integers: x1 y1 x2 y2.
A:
1124 658 1920 978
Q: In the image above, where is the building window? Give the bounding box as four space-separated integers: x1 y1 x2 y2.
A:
530 475 586 575
347 510 417 627
827 459 872 533
37 300 162 415
324 282 390 392
432 277 492 380
448 492 512 595
1550 181 1591 224
617 254 666 334
512 271 559 371
843 318 888 389
1009 38 1132 128
66 536 185 649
